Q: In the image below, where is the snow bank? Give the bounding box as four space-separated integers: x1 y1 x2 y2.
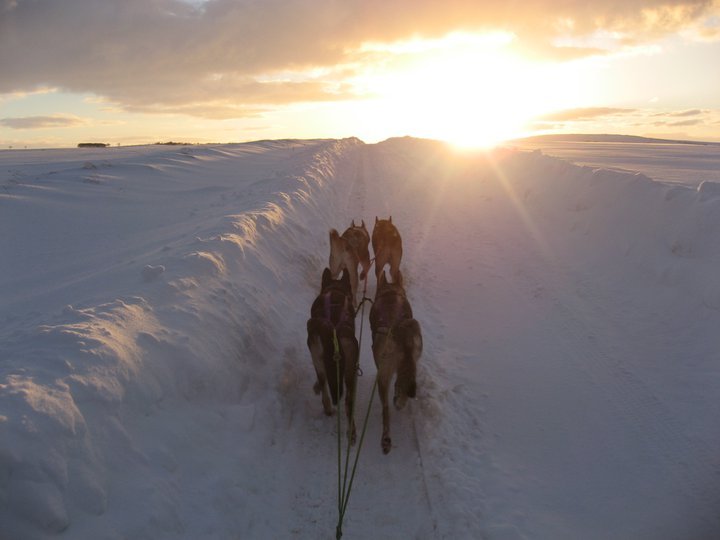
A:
1 139 364 538
1 138 718 539
494 149 720 306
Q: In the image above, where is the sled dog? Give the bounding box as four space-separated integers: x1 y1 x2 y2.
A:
306 268 358 444
329 220 371 304
369 270 422 454
371 216 402 282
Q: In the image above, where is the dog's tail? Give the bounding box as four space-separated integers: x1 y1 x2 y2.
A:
396 318 422 398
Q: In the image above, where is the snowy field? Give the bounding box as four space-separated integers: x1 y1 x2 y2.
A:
510 138 720 188
1 138 719 539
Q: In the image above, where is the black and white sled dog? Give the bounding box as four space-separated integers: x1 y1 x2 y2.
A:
369 269 422 454
306 268 358 444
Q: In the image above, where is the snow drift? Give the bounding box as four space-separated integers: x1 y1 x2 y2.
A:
1 138 718 539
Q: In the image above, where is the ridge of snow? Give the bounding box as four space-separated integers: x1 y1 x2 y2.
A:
1 137 719 539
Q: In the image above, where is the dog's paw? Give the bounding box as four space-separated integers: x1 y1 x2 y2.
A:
393 394 408 410
382 436 392 454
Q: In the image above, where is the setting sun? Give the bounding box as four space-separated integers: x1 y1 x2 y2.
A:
350 32 567 148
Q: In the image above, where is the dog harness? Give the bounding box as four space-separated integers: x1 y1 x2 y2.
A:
311 287 354 335
371 290 412 332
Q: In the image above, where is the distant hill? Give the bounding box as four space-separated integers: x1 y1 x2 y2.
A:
513 133 715 146
77 142 109 148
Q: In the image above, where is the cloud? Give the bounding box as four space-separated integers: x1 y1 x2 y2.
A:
652 118 705 126
537 107 637 122
669 118 704 126
0 0 717 119
111 78 357 118
667 108 705 116
649 108 717 126
0 114 88 129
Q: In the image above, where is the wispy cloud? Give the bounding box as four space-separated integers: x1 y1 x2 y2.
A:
649 108 717 127
0 114 87 129
537 107 637 122
667 108 705 117
668 118 704 126
652 118 706 127
526 107 720 142
0 0 717 119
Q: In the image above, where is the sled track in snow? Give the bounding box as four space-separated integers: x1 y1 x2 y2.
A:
511 233 720 537
409 401 440 536
556 284 720 532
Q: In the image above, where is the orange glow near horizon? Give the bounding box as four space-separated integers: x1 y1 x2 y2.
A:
349 32 585 149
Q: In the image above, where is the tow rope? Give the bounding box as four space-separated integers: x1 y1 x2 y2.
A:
334 259 388 539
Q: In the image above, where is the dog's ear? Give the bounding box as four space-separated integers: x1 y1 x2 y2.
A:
329 228 340 245
375 216 379 224
389 215 392 223
361 219 366 229
321 267 332 290
351 219 356 227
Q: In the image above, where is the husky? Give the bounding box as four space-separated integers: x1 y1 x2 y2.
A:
369 270 422 454
371 216 402 282
329 220 371 304
306 268 358 444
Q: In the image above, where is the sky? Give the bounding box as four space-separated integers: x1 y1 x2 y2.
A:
1 0 720 149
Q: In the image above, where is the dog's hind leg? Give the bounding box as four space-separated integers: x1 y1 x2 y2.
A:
394 319 422 409
307 323 333 416
359 259 369 281
339 334 359 445
374 252 387 280
358 248 371 281
373 332 396 454
389 249 402 284
377 372 392 454
348 267 359 307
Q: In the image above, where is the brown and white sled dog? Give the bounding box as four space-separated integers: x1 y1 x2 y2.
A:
306 268 358 444
329 220 371 304
369 270 422 454
371 216 402 283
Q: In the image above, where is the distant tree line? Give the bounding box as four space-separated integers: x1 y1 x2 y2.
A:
155 141 195 145
78 143 109 148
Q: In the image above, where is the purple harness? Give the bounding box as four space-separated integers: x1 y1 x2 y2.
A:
320 289 352 330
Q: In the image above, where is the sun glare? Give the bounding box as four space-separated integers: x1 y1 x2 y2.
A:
353 32 580 148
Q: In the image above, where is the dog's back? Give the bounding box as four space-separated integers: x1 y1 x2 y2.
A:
370 271 420 378
308 269 356 404
372 216 403 281
329 220 371 303
341 220 371 279
369 270 422 453
307 268 359 443
370 277 413 332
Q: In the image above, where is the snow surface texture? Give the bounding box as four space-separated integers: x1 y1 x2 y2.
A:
510 139 720 188
1 138 719 539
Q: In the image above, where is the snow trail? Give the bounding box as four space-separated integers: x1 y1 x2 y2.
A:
2 138 719 539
